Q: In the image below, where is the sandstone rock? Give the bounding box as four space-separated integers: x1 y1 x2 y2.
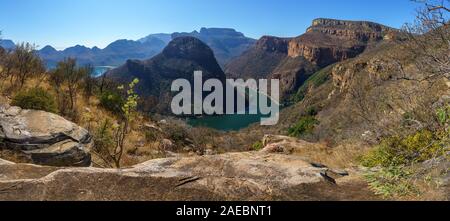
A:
0 104 91 167
0 150 376 201
287 18 392 67
261 134 317 154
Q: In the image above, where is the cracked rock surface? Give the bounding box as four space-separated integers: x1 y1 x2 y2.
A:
0 151 377 201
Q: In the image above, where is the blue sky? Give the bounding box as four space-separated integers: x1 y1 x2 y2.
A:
0 0 420 49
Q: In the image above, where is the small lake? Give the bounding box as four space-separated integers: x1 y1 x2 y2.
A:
187 112 267 131
187 89 279 131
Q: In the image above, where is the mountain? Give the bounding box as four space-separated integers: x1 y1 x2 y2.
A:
225 18 396 101
139 33 172 44
38 39 166 68
106 36 225 113
0 39 15 50
225 36 291 79
172 28 256 66
37 28 256 69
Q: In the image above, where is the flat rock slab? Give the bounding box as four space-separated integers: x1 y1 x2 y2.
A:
0 152 378 201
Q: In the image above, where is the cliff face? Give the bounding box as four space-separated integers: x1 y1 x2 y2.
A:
225 36 291 79
224 18 396 101
287 18 394 67
254 36 290 53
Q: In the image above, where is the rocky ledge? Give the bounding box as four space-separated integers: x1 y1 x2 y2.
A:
0 146 377 200
0 105 91 167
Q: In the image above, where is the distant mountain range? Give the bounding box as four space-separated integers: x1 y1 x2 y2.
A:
0 28 256 68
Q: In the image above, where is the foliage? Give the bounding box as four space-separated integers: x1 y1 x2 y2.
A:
292 65 332 102
361 106 450 198
49 58 90 118
12 87 57 113
364 166 418 198
99 90 124 114
436 105 450 129
288 116 319 138
92 78 140 168
252 141 264 151
361 130 445 167
0 42 45 89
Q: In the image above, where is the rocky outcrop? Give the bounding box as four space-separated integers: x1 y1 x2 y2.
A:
0 105 91 167
254 36 290 53
288 18 394 67
225 36 291 79
0 147 378 200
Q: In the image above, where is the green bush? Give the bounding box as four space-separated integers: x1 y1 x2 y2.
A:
288 116 319 138
364 166 418 198
360 130 445 168
12 87 58 113
252 141 264 151
99 90 124 114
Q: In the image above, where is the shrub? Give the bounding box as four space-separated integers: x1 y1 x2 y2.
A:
360 130 445 168
364 166 418 198
12 87 57 113
305 106 319 116
252 141 264 151
162 123 189 145
288 116 319 138
99 90 124 114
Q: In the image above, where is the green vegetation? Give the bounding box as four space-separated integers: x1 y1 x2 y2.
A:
12 87 57 113
288 116 320 138
92 78 140 168
99 90 125 114
49 58 91 119
288 105 320 138
361 105 449 198
361 130 445 167
364 166 418 198
252 141 264 151
292 65 332 102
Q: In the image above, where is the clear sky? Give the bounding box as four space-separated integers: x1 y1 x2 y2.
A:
0 0 420 50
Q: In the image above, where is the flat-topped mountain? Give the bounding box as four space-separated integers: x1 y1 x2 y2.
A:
288 18 395 66
106 36 225 113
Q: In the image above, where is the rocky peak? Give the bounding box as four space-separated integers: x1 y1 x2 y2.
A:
255 36 291 53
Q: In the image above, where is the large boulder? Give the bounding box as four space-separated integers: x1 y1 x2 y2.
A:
0 104 91 167
0 150 377 201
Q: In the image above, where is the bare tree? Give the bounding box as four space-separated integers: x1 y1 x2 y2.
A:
401 0 449 81
49 58 89 118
